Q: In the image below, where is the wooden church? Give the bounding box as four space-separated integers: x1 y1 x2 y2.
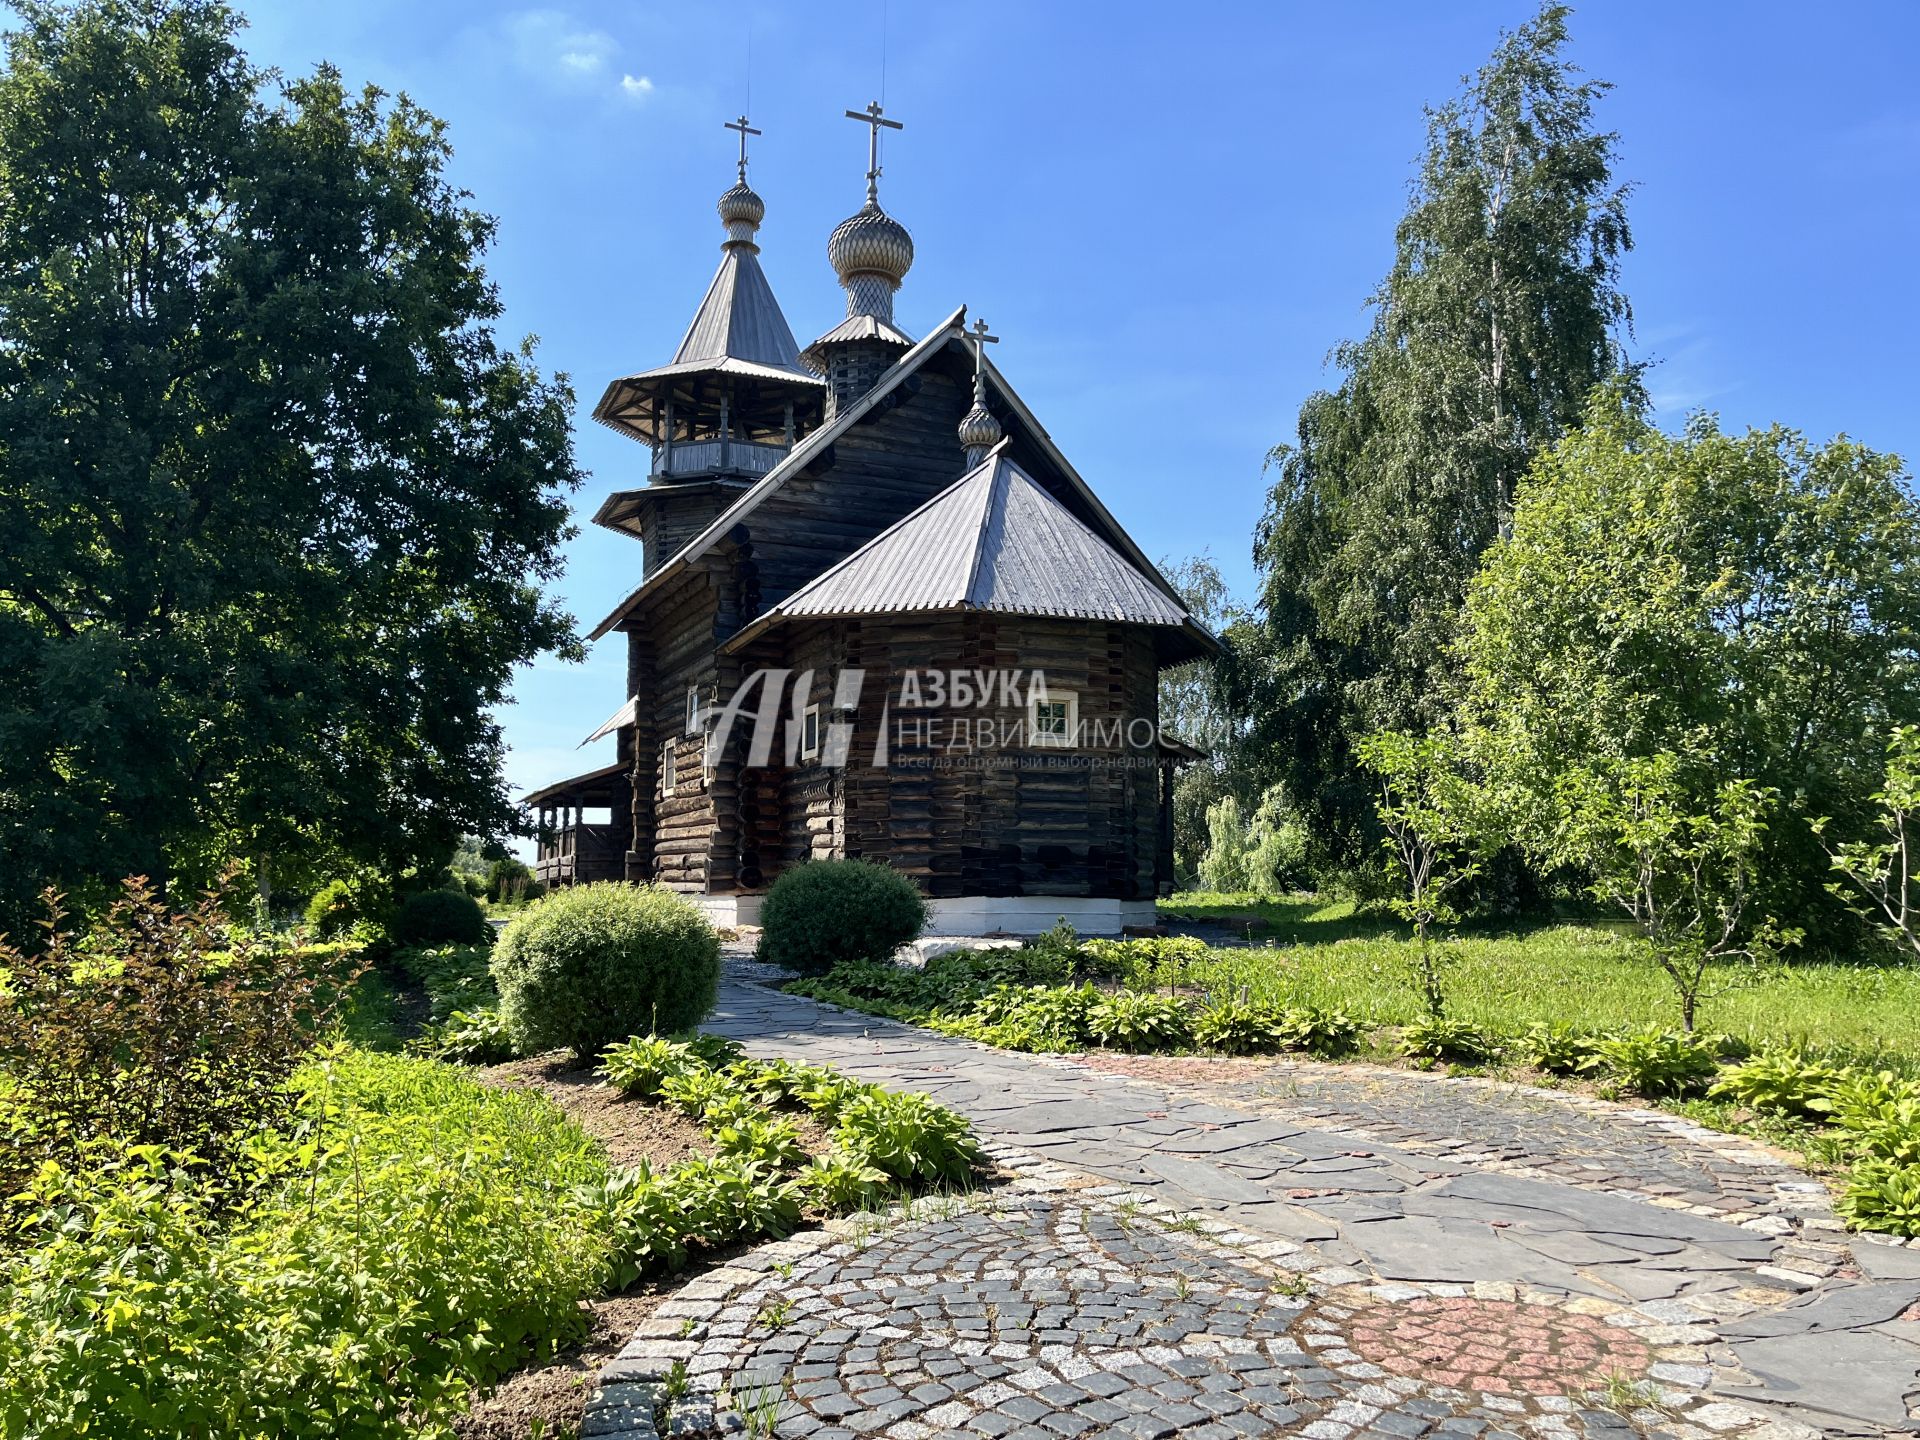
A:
526 108 1215 934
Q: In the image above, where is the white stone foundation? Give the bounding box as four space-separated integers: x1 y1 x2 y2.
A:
693 891 1154 937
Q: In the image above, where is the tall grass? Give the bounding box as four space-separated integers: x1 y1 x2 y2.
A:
1160 894 1920 1075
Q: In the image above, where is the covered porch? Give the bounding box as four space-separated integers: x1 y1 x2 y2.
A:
525 761 632 889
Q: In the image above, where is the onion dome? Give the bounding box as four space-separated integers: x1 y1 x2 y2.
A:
958 392 1002 468
828 200 914 322
717 180 765 250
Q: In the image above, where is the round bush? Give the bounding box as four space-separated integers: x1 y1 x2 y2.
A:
491 883 720 1057
304 876 391 941
393 888 491 949
758 860 928 975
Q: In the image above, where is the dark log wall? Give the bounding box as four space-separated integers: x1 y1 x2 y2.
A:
641 483 748 579
758 614 1161 902
747 366 976 607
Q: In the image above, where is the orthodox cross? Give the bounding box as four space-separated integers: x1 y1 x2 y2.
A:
724 114 761 184
843 100 902 202
967 316 998 399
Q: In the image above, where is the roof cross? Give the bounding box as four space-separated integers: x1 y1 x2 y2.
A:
843 100 903 203
967 316 998 400
724 114 761 183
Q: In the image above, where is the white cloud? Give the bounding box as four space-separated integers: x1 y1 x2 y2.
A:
504 10 619 88
619 73 654 100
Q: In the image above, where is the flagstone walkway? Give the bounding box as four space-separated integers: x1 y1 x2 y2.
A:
589 961 1920 1440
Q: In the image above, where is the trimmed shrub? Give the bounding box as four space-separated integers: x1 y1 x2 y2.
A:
393 887 491 949
758 859 928 975
492 883 720 1058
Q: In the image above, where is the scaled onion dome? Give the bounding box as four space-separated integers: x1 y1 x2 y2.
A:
717 180 766 249
827 200 914 319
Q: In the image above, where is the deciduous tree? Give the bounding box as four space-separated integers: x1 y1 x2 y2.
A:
0 1 582 931
1232 3 1632 864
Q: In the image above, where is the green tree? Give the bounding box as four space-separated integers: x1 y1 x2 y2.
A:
1818 727 1920 963
1460 382 1920 947
1231 2 1632 865
0 0 581 931
1158 552 1260 881
1355 730 1491 1018
1557 756 1778 1031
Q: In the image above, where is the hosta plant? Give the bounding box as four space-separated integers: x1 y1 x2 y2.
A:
835 1090 982 1185
1276 1006 1365 1058
1842 1100 1920 1166
1400 1017 1500 1065
658 1067 732 1117
1709 1051 1843 1119
1835 1159 1920 1237
1193 999 1296 1056
1086 991 1192 1053
1587 1029 1719 1098
794 1149 893 1211
710 1115 808 1169
1515 1021 1597 1076
599 1035 699 1097
415 1006 516 1064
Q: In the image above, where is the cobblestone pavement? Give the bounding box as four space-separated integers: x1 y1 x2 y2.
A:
584 963 1920 1439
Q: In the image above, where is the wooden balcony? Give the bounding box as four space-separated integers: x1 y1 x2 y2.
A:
653 437 787 479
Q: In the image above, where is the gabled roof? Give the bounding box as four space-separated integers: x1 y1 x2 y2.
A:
723 446 1218 661
586 305 1194 642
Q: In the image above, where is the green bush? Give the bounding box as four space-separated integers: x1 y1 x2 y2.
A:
303 875 391 941
834 1089 982 1185
393 888 491 949
1516 1021 1599 1075
0 879 359 1194
1711 1051 1844 1119
757 860 928 975
0 1050 611 1439
1193 999 1297 1055
794 1150 891 1210
1588 1029 1719 1098
1086 991 1192 1053
1400 1017 1501 1065
492 883 719 1058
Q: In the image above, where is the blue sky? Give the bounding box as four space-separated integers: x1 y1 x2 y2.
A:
235 1 1920 807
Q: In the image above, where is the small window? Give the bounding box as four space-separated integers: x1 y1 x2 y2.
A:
685 687 701 735
660 738 677 797
801 704 821 761
1029 691 1078 748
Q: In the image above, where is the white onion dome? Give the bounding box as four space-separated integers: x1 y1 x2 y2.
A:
828 200 914 290
718 180 765 248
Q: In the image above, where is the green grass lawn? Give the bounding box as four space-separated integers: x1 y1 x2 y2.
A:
1158 892 1920 1073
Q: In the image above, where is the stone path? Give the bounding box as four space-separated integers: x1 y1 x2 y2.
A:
589 963 1920 1439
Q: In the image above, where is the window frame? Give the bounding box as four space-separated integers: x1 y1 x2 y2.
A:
685 686 701 736
1028 690 1079 749
800 703 821 761
660 737 677 798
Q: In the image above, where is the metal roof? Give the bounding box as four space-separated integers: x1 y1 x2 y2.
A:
799 313 913 372
671 246 814 377
738 446 1194 632
522 760 629 808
